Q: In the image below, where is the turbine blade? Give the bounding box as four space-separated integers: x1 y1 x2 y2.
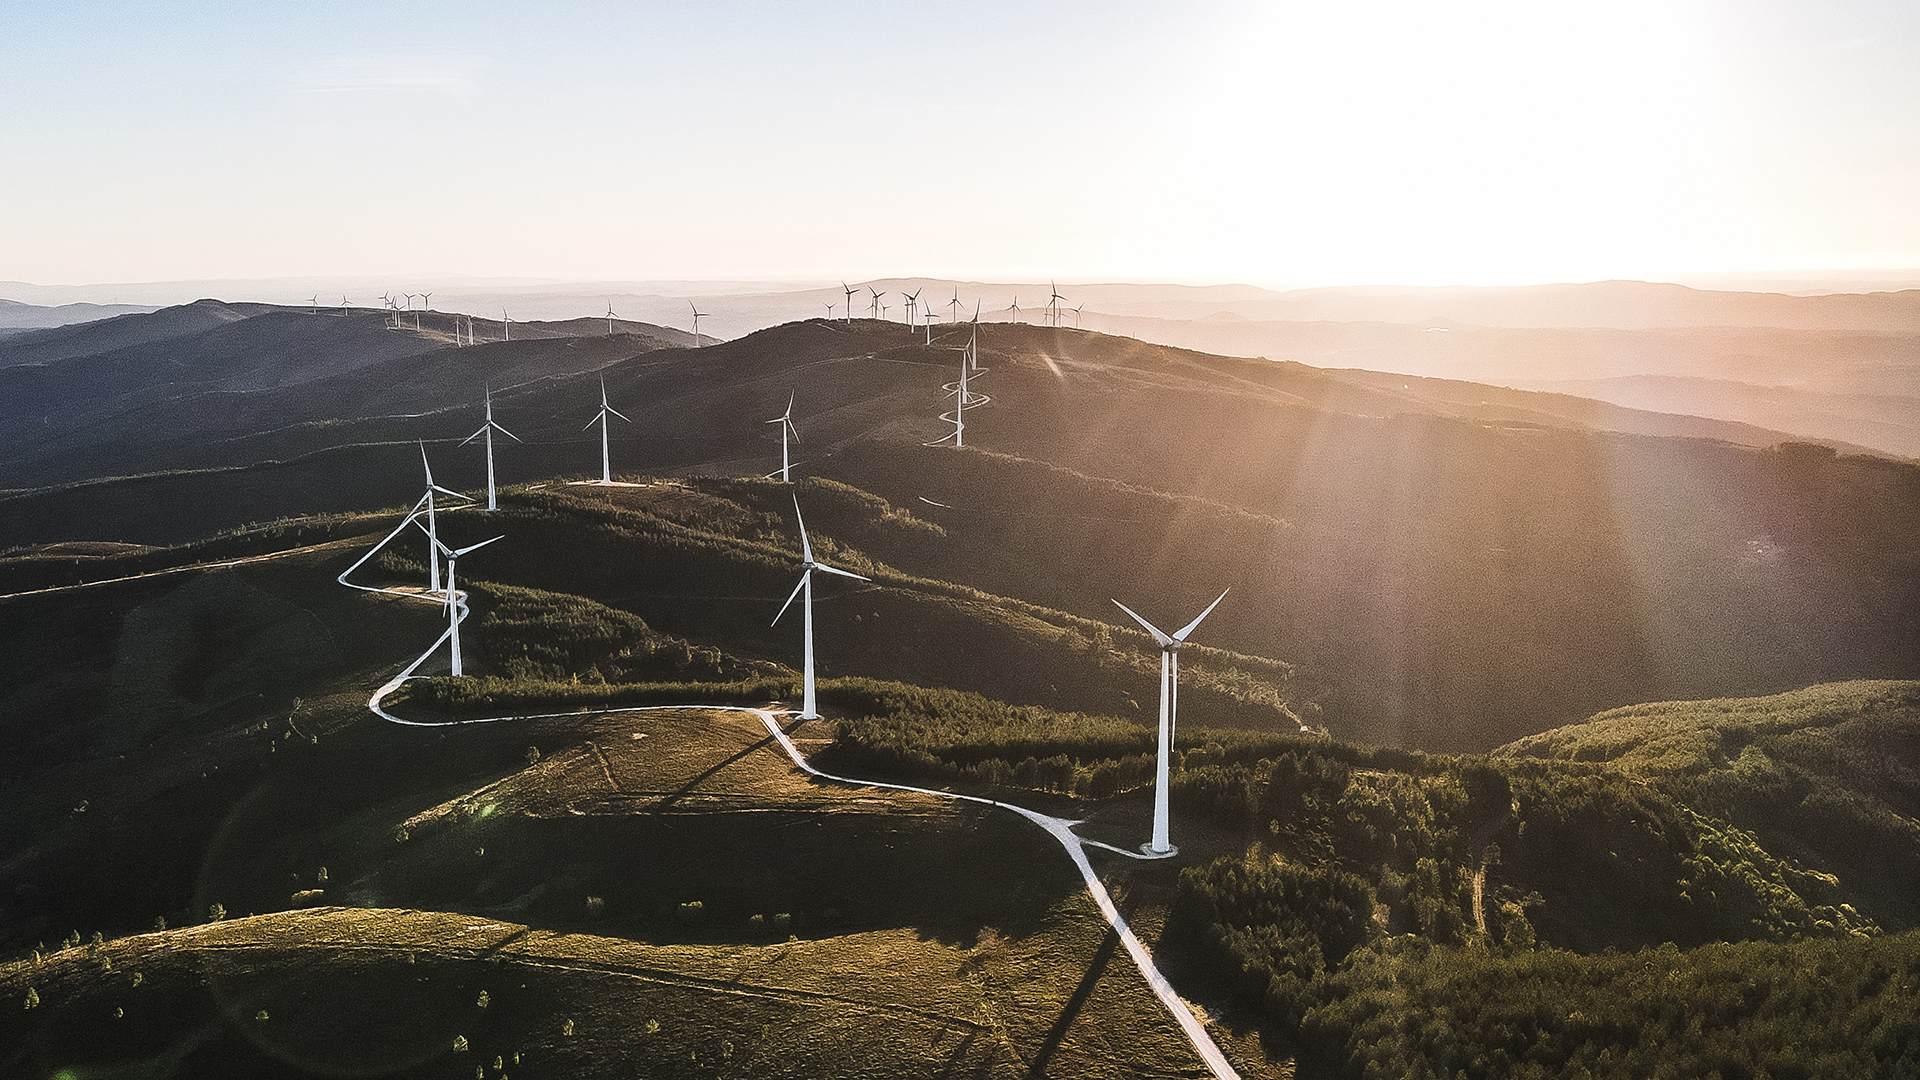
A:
1172 588 1230 642
432 484 469 500
791 494 813 563
584 414 602 431
771 571 809 625
453 535 504 558
606 406 631 423
814 563 870 582
1111 599 1174 647
493 421 523 442
459 427 487 447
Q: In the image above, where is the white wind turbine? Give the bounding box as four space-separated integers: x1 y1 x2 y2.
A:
308 294 318 314
584 377 630 483
1006 295 1020 324
461 387 521 511
841 281 858 323
867 287 884 319
824 301 836 320
926 340 988 449
903 287 922 327
414 440 473 596
605 300 618 336
772 494 870 720
765 390 799 482
502 308 512 342
1048 281 1067 327
339 294 350 317
1071 302 1084 329
689 301 710 345
1111 588 1230 856
428 533 503 676
947 288 962 324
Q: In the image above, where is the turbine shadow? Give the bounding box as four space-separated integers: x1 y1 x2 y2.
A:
1026 924 1121 1078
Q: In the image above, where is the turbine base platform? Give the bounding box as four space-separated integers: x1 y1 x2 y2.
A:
1137 843 1179 859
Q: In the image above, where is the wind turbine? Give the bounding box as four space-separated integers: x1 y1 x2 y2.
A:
339 294 350 317
502 308 512 342
421 291 433 311
584 377 630 483
429 534 503 677
926 342 988 449
460 387 521 511
1071 302 1084 329
824 302 836 320
414 440 472 596
1006 295 1020 324
309 294 318 315
947 289 962 324
1110 588 1230 856
867 287 883 319
689 301 709 345
904 287 922 327
1048 281 1067 327
772 495 870 719
765 390 798 482
605 301 618 337
841 281 858 323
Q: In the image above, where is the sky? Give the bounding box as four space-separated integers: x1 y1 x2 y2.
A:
2 0 1918 289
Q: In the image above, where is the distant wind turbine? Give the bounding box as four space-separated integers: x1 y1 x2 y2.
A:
1111 588 1230 856
309 294 319 315
605 301 618 337
584 377 631 483
904 287 922 327
926 340 989 449
502 308 512 342
339 294 350 317
867 287 884 319
765 390 799 482
841 281 858 323
460 387 521 511
824 301 836 320
1048 281 1066 327
689 301 710 345
431 534 503 676
1071 302 1084 329
773 494 870 719
947 289 962 324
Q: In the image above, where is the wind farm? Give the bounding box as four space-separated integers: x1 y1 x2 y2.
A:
6 1 1920 1074
1 287 1918 1080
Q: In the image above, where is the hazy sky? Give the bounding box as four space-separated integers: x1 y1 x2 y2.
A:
3 0 1917 287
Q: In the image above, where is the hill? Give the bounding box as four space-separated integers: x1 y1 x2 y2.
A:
2 317 1915 752
0 298 156 331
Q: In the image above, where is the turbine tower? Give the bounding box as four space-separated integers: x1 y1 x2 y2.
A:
431 534 502 676
584 377 631 483
460 387 521 511
772 494 870 719
1111 588 1230 856
841 281 858 323
765 390 799 482
502 308 512 342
